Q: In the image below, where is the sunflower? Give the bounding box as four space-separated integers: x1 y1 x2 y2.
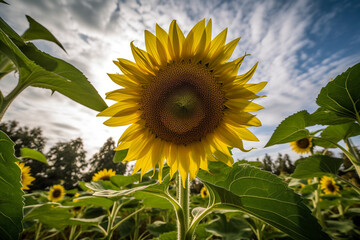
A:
92 168 116 181
290 137 312 154
48 184 66 202
320 176 340 195
98 19 265 186
17 162 35 190
200 186 209 198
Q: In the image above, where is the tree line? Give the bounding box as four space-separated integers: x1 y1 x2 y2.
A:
0 120 127 190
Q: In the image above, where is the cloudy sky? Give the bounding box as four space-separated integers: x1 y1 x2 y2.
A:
1 0 359 162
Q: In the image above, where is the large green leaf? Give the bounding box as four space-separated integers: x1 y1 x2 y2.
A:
69 196 114 209
265 111 310 147
308 107 354 126
133 191 173 209
0 17 107 112
316 63 360 121
291 155 343 179
197 162 330 240
20 147 47 164
147 221 177 237
23 203 73 230
110 174 139 188
314 122 360 148
0 131 24 240
113 149 128 163
205 214 252 240
22 15 66 52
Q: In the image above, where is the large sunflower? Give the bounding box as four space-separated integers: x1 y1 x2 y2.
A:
99 19 265 185
320 176 340 195
48 184 66 202
290 137 312 154
17 162 35 190
92 168 116 181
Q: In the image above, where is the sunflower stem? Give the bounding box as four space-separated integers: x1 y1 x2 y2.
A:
178 174 190 240
0 81 28 122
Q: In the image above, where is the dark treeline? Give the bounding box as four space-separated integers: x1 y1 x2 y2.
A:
257 153 295 175
0 120 127 190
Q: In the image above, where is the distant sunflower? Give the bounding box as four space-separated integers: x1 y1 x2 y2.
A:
320 176 340 195
48 184 66 202
98 19 265 186
200 186 209 198
92 169 116 181
17 162 35 190
290 137 312 154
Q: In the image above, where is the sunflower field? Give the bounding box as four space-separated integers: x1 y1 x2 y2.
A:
1 4 360 240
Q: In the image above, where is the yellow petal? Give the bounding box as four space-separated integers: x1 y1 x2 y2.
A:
107 74 139 89
208 28 227 59
209 37 240 68
103 111 141 127
145 30 161 66
234 62 258 85
130 41 154 74
156 37 169 65
115 59 149 84
225 99 264 112
177 144 189 187
225 123 259 141
169 20 184 60
97 102 139 117
105 89 141 102
224 111 262 127
156 24 172 60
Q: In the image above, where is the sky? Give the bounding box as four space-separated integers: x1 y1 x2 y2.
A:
0 0 360 163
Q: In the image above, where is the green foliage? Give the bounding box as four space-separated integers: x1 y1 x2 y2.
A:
316 63 360 121
0 16 107 113
308 107 354 126
314 122 360 148
69 196 114 209
147 221 177 237
21 16 66 52
205 214 252 240
0 130 24 240
113 148 128 163
265 111 310 147
198 162 330 240
291 155 343 179
20 147 47 164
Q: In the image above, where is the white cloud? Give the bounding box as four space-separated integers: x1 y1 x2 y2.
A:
0 0 359 162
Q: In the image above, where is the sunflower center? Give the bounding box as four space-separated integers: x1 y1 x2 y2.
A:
142 62 224 145
326 181 335 192
296 138 310 149
52 189 61 198
100 175 111 181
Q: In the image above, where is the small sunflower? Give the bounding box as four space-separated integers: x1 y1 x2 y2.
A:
290 137 312 154
320 176 340 195
200 186 209 198
48 184 66 202
73 192 80 203
98 19 265 186
92 169 116 181
17 162 35 190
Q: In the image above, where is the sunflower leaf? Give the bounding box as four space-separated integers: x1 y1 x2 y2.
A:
67 196 114 209
316 62 360 121
0 131 24 240
308 107 354 126
20 147 47 164
0 17 107 112
313 122 360 148
23 203 73 230
291 155 343 179
197 162 330 240
265 111 310 147
22 15 66 52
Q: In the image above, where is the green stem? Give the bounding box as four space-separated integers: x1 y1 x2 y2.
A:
344 138 360 178
104 201 121 240
35 223 42 240
112 207 144 230
314 178 325 227
0 81 28 121
178 174 190 240
314 137 360 177
336 175 360 195
68 225 77 240
186 205 214 240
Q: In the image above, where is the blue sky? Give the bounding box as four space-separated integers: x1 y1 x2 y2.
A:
0 0 359 162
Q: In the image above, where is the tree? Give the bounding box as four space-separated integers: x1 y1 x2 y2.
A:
83 138 127 182
0 120 48 190
44 138 87 189
261 154 274 173
274 153 295 175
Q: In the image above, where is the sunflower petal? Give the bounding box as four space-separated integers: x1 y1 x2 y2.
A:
103 111 141 126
